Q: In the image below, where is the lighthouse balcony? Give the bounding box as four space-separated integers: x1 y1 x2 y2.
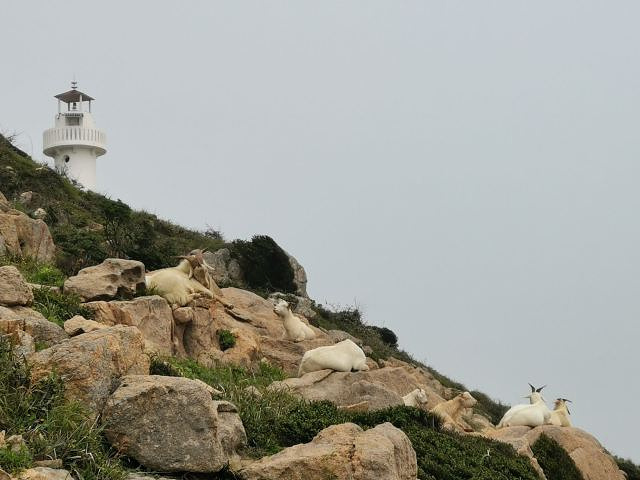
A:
43 126 107 156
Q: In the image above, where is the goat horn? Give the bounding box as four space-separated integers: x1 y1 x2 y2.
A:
536 385 546 393
528 383 536 393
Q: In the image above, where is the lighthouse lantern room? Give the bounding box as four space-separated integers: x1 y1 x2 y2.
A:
43 81 107 190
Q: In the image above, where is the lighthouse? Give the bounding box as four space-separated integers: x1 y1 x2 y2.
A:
43 82 106 191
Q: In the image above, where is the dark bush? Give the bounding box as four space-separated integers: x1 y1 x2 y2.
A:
231 235 296 294
531 434 584 480
616 456 640 480
370 326 399 347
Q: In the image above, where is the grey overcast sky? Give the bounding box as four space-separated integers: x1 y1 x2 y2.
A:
2 1 639 461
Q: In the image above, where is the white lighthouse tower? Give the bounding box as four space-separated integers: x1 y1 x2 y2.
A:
43 82 106 190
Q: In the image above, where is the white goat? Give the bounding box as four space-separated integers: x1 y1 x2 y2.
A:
145 254 215 308
497 384 551 428
273 299 315 342
548 398 572 427
298 339 369 377
403 388 429 408
430 391 477 429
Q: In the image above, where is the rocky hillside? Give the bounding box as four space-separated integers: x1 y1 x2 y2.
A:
0 134 637 480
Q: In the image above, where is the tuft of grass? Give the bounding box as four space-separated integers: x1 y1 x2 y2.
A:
0 337 126 479
31 287 93 327
0 256 65 287
531 434 584 480
0 447 33 472
217 329 236 351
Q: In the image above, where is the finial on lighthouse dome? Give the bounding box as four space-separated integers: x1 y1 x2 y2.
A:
42 80 107 191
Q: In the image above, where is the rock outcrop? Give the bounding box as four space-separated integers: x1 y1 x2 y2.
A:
84 296 173 355
0 192 55 262
103 375 245 473
63 259 146 301
0 266 33 307
28 325 149 414
239 422 417 480
203 248 243 286
488 425 626 480
0 305 68 348
269 366 448 412
62 316 106 336
285 252 309 298
15 468 74 480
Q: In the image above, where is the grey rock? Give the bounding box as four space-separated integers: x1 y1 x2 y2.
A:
63 259 145 301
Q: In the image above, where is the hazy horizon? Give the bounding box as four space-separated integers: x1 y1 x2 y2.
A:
2 1 639 462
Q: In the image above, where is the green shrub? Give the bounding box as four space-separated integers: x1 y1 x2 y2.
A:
0 446 32 473
531 434 584 480
615 456 640 480
0 338 125 479
0 256 65 287
32 287 93 327
217 329 236 351
230 235 296 294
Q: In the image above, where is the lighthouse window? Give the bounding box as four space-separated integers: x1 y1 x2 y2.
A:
64 155 70 163
65 116 80 126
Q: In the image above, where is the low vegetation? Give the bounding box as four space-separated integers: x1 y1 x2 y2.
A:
531 434 584 480
151 357 539 479
217 329 237 351
616 456 640 480
0 338 125 479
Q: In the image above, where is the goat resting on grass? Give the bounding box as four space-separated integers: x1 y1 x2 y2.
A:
403 388 429 408
430 391 477 430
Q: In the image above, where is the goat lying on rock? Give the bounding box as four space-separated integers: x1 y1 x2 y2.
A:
430 391 477 430
298 339 369 377
273 299 315 342
548 398 572 427
403 388 428 408
497 384 551 428
145 252 218 309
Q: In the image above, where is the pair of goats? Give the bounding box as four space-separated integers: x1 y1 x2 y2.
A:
145 249 232 309
498 384 573 428
403 388 478 430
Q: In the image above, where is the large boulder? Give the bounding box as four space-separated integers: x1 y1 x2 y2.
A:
0 266 33 307
285 252 309 298
0 193 55 263
0 306 68 347
170 289 329 371
63 259 145 301
63 316 107 336
15 468 74 480
103 375 245 473
239 422 417 480
28 325 149 414
269 366 445 412
488 425 626 480
203 248 243 286
84 296 173 355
